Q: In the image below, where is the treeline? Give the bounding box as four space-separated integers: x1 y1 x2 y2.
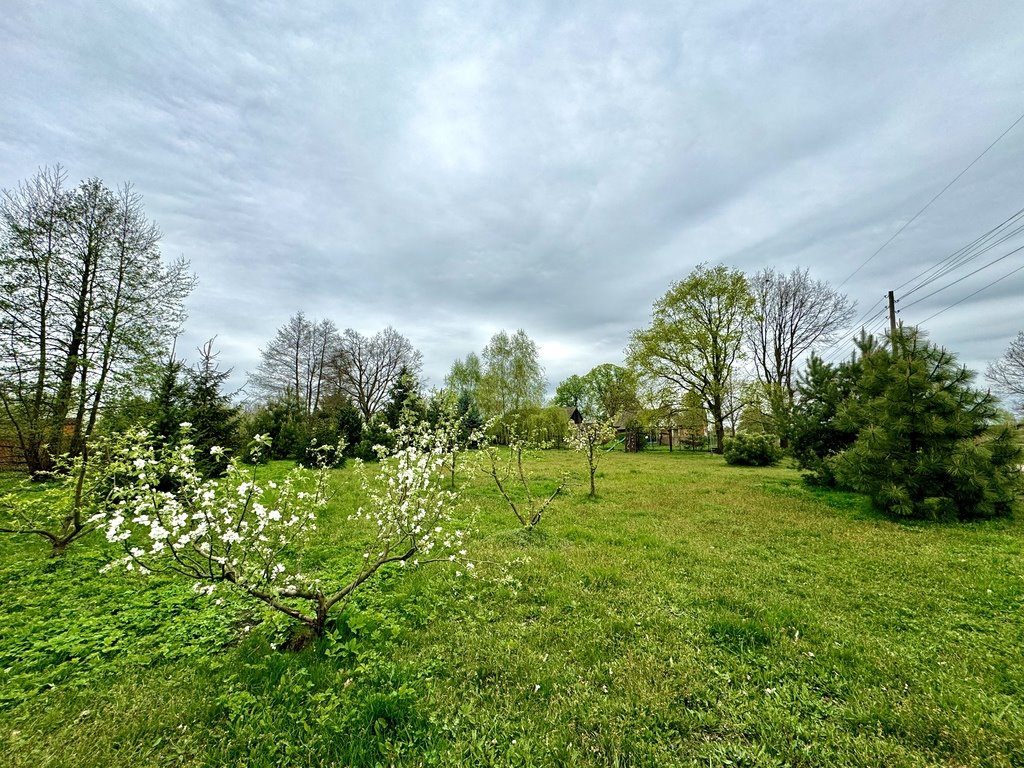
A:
2 166 1022 522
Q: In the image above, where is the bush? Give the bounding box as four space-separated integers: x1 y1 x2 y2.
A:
353 417 394 462
723 433 782 466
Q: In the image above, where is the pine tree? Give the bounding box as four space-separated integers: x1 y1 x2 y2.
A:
383 367 425 429
788 352 861 486
831 328 1022 519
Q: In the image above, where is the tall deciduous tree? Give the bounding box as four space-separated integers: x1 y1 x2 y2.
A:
328 326 423 422
987 331 1024 416
552 374 587 410
747 267 854 436
554 365 640 420
747 267 855 397
582 363 639 420
445 352 483 399
246 312 339 416
0 166 194 474
477 329 545 418
627 264 754 454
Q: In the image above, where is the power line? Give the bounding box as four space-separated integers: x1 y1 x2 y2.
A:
836 108 1024 290
917 262 1024 325
813 296 886 362
897 207 1024 298
900 243 1024 310
820 309 888 365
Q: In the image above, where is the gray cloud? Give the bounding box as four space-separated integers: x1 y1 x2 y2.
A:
3 0 1024 397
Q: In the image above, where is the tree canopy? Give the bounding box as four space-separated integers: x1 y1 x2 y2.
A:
0 166 194 474
476 330 545 418
627 263 754 453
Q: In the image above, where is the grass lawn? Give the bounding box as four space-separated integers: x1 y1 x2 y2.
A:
1 447 1022 767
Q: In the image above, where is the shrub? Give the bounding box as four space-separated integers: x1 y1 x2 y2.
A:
723 433 782 466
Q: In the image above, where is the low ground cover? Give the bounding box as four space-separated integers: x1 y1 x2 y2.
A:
1 448 1021 767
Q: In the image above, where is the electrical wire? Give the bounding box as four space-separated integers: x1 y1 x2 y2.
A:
813 296 886 363
898 207 1024 299
917 262 1024 325
836 108 1024 290
900 243 1024 310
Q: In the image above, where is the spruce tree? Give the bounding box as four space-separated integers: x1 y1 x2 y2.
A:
184 340 240 477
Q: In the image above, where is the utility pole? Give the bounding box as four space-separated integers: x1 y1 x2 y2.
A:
888 290 897 350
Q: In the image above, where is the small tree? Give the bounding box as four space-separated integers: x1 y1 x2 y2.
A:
184 339 240 477
97 421 467 642
481 429 565 528
569 419 616 498
426 389 480 489
831 328 1022 520
788 352 862 487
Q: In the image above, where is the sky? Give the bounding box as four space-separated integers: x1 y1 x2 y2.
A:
3 1 1024 401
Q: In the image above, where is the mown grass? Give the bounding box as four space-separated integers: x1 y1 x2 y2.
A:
1 447 1022 767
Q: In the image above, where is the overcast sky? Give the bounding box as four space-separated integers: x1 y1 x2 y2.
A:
3 1 1024 400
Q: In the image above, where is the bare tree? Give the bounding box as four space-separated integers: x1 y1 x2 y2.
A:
987 331 1024 415
0 167 194 475
747 267 855 401
246 312 340 415
328 326 423 422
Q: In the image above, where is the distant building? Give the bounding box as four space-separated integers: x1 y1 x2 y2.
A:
561 405 583 425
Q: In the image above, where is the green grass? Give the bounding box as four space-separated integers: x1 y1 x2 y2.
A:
1 448 1022 767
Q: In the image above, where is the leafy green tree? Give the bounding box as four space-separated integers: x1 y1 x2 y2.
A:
553 374 587 410
478 330 546 418
831 328 1022 520
582 364 639 420
736 380 775 435
446 352 483 399
628 264 754 454
554 365 639 421
678 389 707 450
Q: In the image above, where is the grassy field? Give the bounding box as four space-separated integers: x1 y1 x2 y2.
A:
1 447 1022 767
